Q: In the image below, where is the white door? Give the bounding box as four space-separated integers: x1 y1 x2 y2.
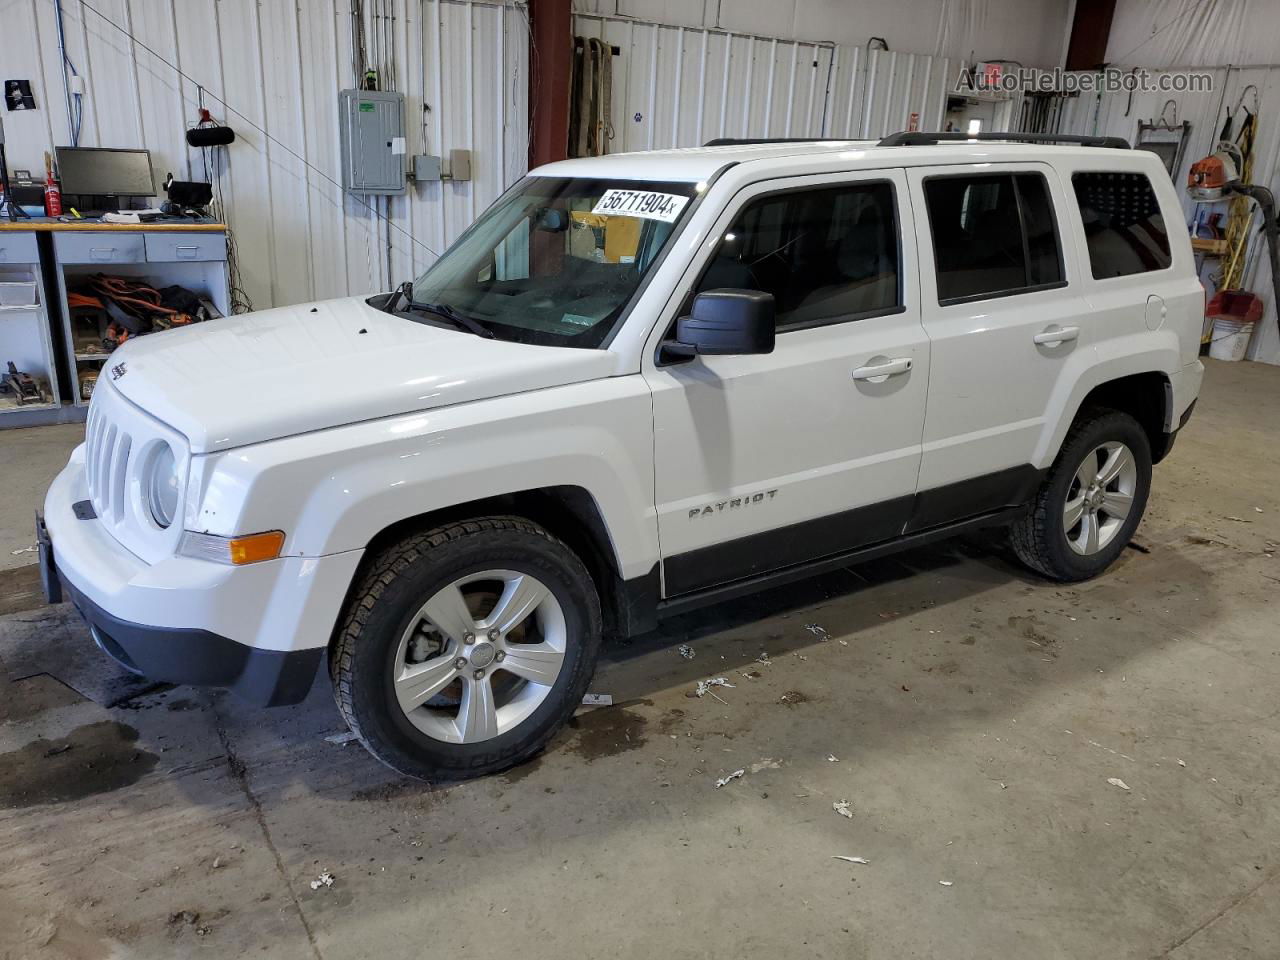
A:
642 170 930 596
905 162 1091 528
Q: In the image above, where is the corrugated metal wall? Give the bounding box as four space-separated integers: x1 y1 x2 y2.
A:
6 0 529 311
574 14 836 150
824 47 958 139
574 14 968 149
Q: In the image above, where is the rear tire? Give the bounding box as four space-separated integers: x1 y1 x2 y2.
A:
331 517 602 782
1010 409 1151 582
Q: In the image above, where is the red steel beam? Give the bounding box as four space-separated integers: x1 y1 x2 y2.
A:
529 0 572 168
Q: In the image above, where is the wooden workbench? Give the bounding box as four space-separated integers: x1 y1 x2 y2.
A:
0 218 226 233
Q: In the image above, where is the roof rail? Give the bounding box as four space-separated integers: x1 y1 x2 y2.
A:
877 131 1131 149
703 137 857 147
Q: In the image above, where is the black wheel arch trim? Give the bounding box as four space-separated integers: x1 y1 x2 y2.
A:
351 485 649 641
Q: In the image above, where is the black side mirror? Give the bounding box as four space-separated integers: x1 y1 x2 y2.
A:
662 289 775 361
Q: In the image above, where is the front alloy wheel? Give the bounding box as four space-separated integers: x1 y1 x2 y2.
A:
331 517 602 781
393 570 568 744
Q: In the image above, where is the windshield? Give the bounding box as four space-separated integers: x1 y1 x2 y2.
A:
405 177 699 347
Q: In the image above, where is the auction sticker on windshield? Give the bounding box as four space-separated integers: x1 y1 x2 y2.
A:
592 189 689 223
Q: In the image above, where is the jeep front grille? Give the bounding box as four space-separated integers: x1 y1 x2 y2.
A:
79 375 191 564
84 400 134 527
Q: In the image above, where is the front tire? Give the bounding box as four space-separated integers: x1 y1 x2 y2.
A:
331 517 602 781
1010 409 1152 582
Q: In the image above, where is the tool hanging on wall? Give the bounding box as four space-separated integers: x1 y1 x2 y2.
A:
186 107 236 147
1134 100 1190 178
183 98 252 314
1220 87 1258 292
568 37 613 158
1188 125 1279 346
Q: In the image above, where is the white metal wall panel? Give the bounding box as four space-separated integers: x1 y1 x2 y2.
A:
826 48 955 140
5 0 529 311
576 14 962 151
573 0 1070 70
574 14 834 151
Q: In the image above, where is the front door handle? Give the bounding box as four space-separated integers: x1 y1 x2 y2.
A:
851 356 912 382
1033 324 1079 346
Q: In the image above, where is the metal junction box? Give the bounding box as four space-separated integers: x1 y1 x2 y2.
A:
338 89 406 195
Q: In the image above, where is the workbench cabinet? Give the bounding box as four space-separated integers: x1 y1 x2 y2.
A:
0 221 231 426
0 230 63 425
49 225 231 412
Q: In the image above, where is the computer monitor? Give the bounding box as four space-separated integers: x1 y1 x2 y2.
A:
54 147 155 197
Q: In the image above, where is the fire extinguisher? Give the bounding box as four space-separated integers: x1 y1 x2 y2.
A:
43 150 62 217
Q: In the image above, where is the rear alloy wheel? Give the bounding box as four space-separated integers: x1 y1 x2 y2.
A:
1010 409 1152 582
331 518 601 781
1062 441 1138 557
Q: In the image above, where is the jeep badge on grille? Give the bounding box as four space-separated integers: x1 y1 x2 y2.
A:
110 362 127 381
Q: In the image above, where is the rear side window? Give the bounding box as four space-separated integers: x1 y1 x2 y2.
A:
1072 172 1171 278
924 173 1064 304
694 181 901 330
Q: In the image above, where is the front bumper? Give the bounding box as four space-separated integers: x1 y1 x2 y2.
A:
56 565 321 706
42 445 363 706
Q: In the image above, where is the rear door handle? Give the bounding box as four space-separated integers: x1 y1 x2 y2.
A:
851 357 912 382
1034 325 1079 346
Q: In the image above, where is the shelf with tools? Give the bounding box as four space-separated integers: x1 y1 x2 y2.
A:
49 226 230 408
1190 236 1229 257
0 233 64 426
0 221 229 423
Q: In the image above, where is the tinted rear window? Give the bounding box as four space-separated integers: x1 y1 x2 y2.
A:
1072 171 1171 278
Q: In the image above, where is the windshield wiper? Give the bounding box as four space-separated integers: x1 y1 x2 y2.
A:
395 282 494 339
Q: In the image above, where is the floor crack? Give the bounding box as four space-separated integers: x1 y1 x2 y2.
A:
211 696 323 960
1153 861 1280 958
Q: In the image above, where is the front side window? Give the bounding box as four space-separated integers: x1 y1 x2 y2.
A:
407 177 697 347
924 172 1064 304
1072 171 1171 278
694 181 901 330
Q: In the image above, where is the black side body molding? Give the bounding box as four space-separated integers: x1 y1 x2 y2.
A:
660 464 1048 605
658 507 1024 619
904 464 1044 534
664 495 913 596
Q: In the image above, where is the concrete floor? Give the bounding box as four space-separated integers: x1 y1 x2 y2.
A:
1 358 1279 960
0 424 83 571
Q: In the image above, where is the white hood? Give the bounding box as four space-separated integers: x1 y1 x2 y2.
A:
108 297 616 453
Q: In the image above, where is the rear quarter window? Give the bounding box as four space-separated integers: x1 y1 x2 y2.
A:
1071 171 1172 278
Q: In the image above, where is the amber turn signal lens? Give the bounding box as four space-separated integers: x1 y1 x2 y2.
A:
228 530 286 565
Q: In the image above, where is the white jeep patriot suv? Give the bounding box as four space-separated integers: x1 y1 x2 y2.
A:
40 132 1204 780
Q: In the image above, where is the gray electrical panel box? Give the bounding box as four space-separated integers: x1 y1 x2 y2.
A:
412 154 442 182
338 89 406 195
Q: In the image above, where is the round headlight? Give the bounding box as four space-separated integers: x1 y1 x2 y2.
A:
146 443 180 528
